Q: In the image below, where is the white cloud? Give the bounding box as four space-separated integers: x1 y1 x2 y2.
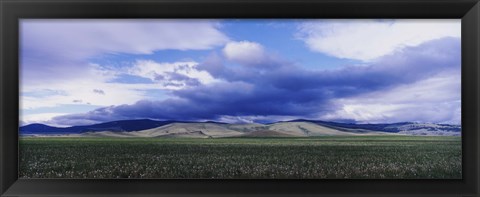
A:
22 19 230 60
20 60 220 111
297 19 460 61
21 63 159 110
223 41 266 65
21 113 68 127
320 70 461 124
129 60 219 89
21 84 147 110
20 19 230 87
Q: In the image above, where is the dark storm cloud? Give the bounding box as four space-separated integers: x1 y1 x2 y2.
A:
205 37 459 95
51 37 460 124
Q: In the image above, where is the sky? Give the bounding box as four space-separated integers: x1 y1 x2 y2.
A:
20 19 461 127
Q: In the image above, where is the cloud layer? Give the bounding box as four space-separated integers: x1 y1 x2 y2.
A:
49 37 461 125
21 20 228 115
297 19 460 61
20 19 461 126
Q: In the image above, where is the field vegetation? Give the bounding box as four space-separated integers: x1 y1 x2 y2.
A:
19 136 462 179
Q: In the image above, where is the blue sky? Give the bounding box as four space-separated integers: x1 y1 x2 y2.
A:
20 19 461 127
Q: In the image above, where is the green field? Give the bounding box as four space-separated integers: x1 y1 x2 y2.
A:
19 136 462 179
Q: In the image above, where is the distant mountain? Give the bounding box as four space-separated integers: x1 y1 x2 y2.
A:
19 119 189 135
20 119 461 137
287 119 461 135
20 124 65 134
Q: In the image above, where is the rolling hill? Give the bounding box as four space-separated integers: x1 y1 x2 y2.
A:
20 119 461 137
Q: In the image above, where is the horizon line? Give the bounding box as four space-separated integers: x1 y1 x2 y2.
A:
20 118 462 128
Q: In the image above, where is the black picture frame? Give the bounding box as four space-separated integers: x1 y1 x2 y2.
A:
1 0 479 196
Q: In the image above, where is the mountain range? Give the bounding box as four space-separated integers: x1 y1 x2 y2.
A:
19 119 462 137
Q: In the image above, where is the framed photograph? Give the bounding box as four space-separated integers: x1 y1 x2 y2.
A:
1 0 479 196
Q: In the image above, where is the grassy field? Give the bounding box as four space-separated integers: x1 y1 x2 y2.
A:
19 136 462 179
